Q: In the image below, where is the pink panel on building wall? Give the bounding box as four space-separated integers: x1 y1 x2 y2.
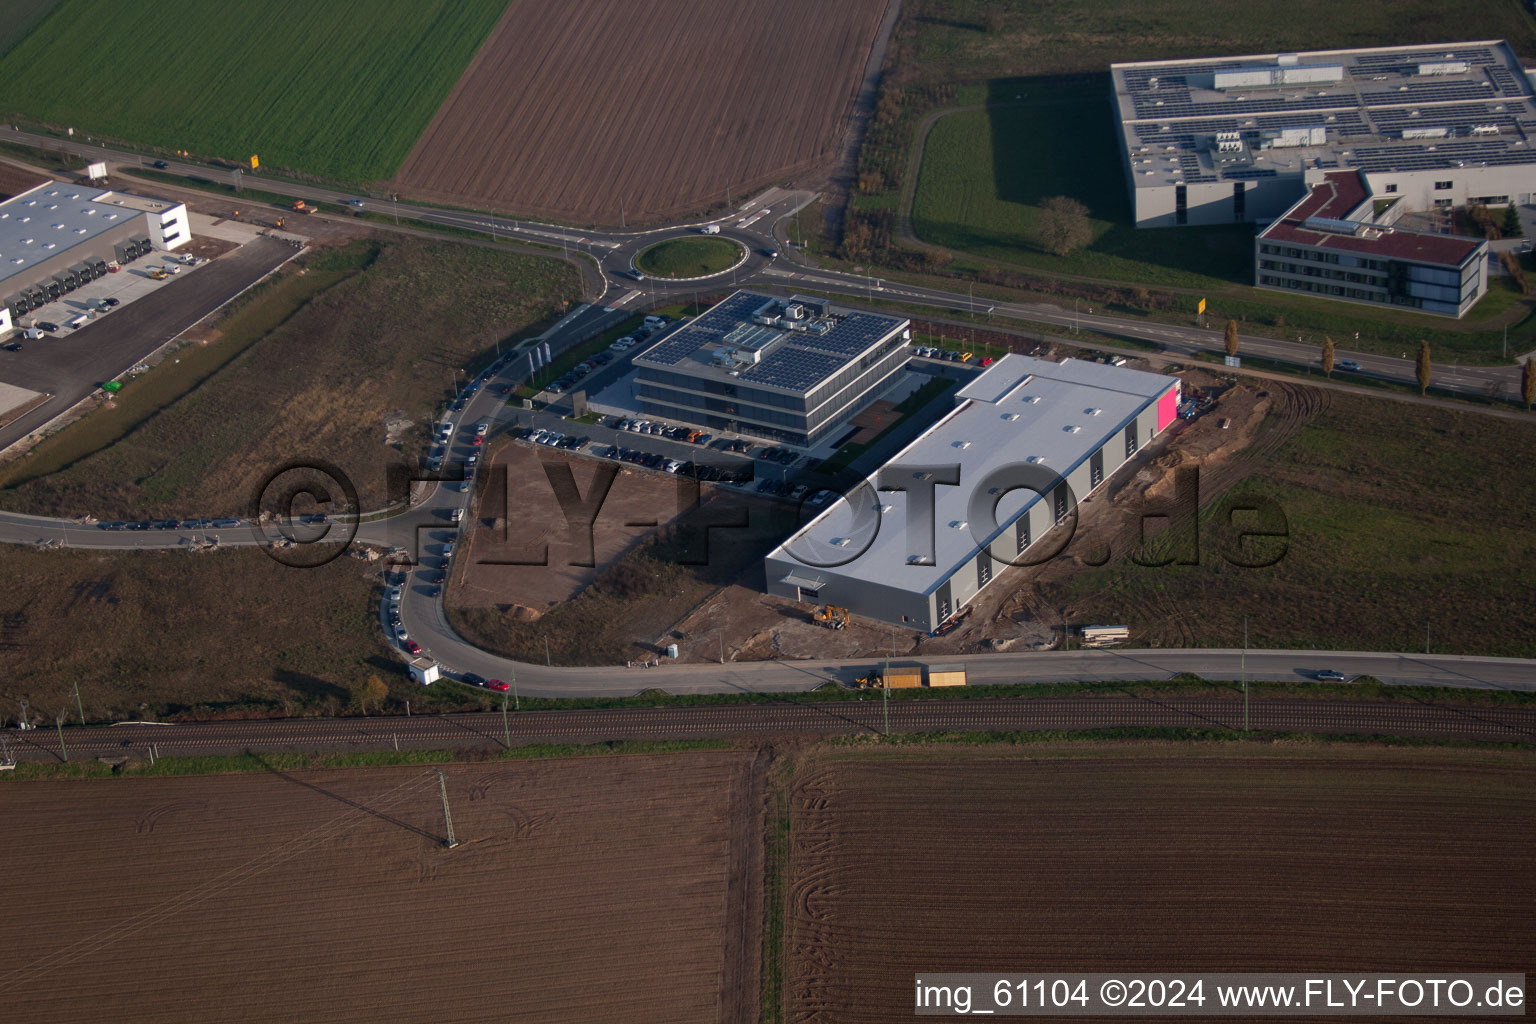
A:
1156 385 1179 433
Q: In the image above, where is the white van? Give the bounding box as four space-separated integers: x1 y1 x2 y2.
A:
700 224 721 234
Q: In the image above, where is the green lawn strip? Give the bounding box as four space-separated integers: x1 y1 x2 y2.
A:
635 236 744 278
0 739 739 781
0 0 509 182
515 315 645 398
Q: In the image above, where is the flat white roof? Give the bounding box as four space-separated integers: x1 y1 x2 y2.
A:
0 182 152 289
768 355 1177 595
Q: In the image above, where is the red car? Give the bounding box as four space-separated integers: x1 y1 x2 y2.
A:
979 356 994 367
404 640 422 655
486 679 510 692
471 435 483 447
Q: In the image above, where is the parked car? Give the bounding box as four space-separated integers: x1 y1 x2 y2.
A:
462 673 486 687
393 624 408 641
36 321 59 332
102 297 120 308
486 679 510 692
404 640 422 655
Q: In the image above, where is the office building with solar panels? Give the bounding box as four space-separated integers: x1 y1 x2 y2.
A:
764 355 1180 631
630 291 911 447
1112 40 1536 231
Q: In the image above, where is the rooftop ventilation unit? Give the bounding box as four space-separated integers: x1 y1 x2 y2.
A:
1064 425 1082 434
952 440 971 449
1026 455 1047 464
1417 60 1468 76
1022 395 1041 404
949 520 968 530
906 554 932 565
1085 407 1102 416
1001 412 1021 421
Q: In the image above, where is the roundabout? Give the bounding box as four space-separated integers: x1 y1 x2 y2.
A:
632 234 747 280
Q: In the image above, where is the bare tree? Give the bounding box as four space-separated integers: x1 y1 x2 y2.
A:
1036 196 1092 257
1321 335 1335 378
1416 340 1432 395
352 674 388 716
1224 319 1239 358
1522 356 1535 411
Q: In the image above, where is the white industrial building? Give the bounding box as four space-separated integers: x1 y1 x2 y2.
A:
1 179 190 324
1111 40 1536 230
764 355 1180 631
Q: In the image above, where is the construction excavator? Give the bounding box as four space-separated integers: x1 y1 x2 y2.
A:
811 605 850 630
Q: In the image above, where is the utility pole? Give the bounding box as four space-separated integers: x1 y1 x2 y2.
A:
55 713 68 762
718 629 725 665
434 769 459 849
882 653 890 737
1242 616 1249 733
393 194 399 226
511 669 519 712
544 636 551 666
501 691 510 749
1426 622 1431 655
73 681 85 728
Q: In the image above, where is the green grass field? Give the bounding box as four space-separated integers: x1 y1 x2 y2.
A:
893 0 1536 82
912 88 1256 289
0 0 509 181
635 236 744 278
0 0 65 58
1046 391 1536 657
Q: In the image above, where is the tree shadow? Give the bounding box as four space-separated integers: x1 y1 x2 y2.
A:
272 668 348 705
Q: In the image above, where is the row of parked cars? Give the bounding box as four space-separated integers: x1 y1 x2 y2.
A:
547 349 614 395
548 315 674 395
911 345 994 366
97 517 243 531
524 428 587 451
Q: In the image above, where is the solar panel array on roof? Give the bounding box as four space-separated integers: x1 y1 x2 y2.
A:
1350 139 1532 172
635 291 907 393
739 347 844 390
793 312 900 357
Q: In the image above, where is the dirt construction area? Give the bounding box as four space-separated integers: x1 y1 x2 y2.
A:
456 443 706 616
784 744 1536 1022
670 366 1276 663
0 751 764 1023
392 0 892 224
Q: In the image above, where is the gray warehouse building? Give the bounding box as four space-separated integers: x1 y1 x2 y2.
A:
631 291 910 447
1 179 191 327
1112 40 1536 230
764 354 1181 631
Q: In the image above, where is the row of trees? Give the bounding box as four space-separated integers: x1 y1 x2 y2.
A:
1224 318 1536 407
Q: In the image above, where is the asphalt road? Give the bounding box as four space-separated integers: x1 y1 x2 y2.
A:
0 235 299 454
9 695 1533 763
1 130 1532 702
4 127 1522 406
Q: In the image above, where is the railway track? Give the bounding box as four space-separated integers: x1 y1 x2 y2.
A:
10 697 1533 764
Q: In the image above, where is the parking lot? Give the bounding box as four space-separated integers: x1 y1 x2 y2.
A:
0 235 298 454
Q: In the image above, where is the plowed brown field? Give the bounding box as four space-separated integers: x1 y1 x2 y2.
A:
784 746 1535 1023
392 0 891 224
0 752 763 1023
